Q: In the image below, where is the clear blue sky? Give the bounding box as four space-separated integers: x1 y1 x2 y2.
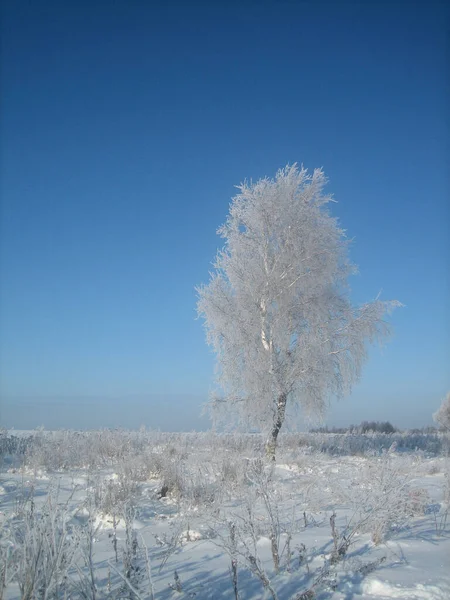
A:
1 0 448 430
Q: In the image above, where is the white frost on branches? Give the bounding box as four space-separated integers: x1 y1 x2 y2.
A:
197 165 401 441
433 391 450 431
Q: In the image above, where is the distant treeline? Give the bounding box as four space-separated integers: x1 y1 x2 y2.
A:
309 421 438 435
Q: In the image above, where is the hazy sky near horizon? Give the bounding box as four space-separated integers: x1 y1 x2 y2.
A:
1 0 449 431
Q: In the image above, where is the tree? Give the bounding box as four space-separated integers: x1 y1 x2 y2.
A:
197 165 401 459
433 391 450 431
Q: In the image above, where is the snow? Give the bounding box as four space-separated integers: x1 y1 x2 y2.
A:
1 430 449 599
362 579 450 599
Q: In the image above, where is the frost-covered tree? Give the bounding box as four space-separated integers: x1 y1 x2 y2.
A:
197 165 400 459
433 391 450 431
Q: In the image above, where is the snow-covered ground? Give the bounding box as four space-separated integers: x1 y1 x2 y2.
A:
0 430 449 599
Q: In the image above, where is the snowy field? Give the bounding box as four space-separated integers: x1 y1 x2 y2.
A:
1 429 449 599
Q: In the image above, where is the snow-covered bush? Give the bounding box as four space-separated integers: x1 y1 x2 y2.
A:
434 391 450 431
89 473 141 518
4 487 79 599
333 448 429 545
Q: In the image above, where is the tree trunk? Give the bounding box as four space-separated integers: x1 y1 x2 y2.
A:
265 393 287 461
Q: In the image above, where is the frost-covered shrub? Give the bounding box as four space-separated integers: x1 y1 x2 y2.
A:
216 453 248 490
434 391 450 431
158 462 185 500
3 487 79 599
0 431 34 470
185 469 221 507
118 453 156 483
333 449 429 545
88 471 141 518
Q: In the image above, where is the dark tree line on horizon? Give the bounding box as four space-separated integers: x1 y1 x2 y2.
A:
309 421 439 435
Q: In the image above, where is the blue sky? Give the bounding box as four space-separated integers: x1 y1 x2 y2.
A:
1 0 448 430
